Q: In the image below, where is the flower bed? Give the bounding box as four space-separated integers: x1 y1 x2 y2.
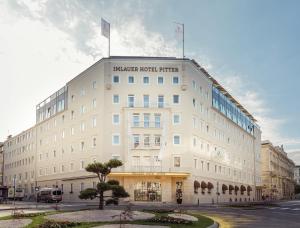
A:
38 220 81 228
148 215 193 225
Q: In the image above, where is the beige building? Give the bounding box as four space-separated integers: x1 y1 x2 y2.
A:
0 142 4 186
3 56 261 204
261 141 295 200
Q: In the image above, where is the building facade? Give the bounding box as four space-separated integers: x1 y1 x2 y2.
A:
261 141 295 200
294 166 300 185
3 56 261 204
0 142 4 186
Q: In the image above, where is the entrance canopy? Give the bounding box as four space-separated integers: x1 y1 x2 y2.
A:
109 172 190 177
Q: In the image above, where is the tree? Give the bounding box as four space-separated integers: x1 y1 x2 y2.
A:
78 159 129 209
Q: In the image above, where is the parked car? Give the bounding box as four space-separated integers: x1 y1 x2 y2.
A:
7 187 24 201
37 187 62 203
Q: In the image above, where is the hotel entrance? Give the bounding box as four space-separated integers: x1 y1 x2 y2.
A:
134 181 161 202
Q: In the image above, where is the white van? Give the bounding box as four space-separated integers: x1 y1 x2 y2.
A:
8 187 25 201
37 187 62 203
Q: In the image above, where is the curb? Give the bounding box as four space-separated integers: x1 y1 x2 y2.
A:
207 221 219 228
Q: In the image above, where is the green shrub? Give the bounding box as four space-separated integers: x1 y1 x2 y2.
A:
149 216 192 225
38 220 80 228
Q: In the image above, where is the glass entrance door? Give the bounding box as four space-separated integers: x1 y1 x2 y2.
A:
134 181 162 202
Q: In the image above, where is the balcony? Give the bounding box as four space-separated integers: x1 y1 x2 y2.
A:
131 121 162 129
126 102 170 109
131 165 163 172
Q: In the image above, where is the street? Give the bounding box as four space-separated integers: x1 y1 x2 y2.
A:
0 200 300 227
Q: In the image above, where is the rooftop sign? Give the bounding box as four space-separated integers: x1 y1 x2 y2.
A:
113 66 179 73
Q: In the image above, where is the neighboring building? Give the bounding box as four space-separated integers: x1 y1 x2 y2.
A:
3 56 261 204
294 166 300 185
0 142 4 186
261 141 295 200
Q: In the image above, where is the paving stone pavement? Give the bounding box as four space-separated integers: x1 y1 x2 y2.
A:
0 219 32 228
46 209 155 222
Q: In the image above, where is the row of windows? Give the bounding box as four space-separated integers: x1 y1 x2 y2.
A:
6 131 33 148
5 156 34 170
112 134 181 146
38 160 87 176
112 75 180 85
112 94 181 107
6 143 35 159
5 171 35 182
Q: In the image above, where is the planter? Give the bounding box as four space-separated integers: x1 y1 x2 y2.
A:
177 198 182 204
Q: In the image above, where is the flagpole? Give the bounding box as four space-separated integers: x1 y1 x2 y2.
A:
108 24 110 57
174 22 185 58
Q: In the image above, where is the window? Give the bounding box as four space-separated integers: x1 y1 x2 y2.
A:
92 81 97 89
174 157 181 167
193 117 197 128
70 183 73 193
92 117 97 128
143 76 149 84
173 95 180 104
207 162 210 171
193 137 197 147
192 80 196 89
93 137 96 147
154 135 161 146
53 150 56 157
112 134 120 145
193 98 196 107
173 135 181 145
80 89 85 96
133 114 139 127
70 163 74 170
80 122 85 132
113 94 119 104
133 134 140 148
80 182 85 191
173 114 181 125
61 165 65 172
71 110 75 120
92 99 97 108
112 114 120 125
144 134 150 146
143 95 149 108
62 130 65 138
53 166 56 173
71 145 74 153
128 95 135 107
81 141 84 151
128 76 135 84
194 159 197 168
144 114 150 128
172 76 179 84
158 95 164 108
80 105 86 114
80 161 85 170
113 75 119 83
154 114 161 128
157 76 164 85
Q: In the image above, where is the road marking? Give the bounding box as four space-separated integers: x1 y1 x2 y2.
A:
280 208 290 210
291 208 300 211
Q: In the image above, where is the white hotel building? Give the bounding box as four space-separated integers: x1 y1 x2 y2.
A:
3 56 262 204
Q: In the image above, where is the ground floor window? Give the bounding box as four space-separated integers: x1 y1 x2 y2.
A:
134 181 161 202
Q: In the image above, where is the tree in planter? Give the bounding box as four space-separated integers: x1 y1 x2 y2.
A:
78 159 129 209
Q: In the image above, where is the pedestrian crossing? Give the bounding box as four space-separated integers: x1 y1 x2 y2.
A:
268 207 300 211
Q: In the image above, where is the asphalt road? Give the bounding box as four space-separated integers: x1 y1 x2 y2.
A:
1 200 300 227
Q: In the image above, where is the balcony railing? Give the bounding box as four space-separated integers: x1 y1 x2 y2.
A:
127 102 170 109
131 121 162 128
131 165 163 172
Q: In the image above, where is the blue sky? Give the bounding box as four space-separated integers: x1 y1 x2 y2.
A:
0 0 299 151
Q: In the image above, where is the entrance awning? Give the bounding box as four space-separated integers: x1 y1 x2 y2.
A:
109 172 190 177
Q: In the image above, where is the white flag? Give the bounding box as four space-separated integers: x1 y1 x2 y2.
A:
101 18 110 38
175 24 183 40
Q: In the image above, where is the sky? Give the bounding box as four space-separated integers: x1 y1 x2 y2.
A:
0 0 300 152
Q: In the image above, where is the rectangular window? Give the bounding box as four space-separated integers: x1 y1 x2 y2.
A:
92 99 97 108
158 95 164 108
80 161 85 170
81 122 85 132
143 76 149 84
173 135 181 145
194 159 197 168
70 163 74 170
92 117 97 128
92 81 97 89
133 114 139 127
112 134 120 145
174 157 181 167
143 95 149 108
113 75 119 83
128 95 135 107
144 114 150 128
173 114 181 125
80 105 86 114
154 135 161 146
144 134 150 146
157 76 164 85
172 76 179 84
80 182 84 191
93 137 96 147
133 134 140 148
81 141 84 151
154 114 161 128
113 94 119 104
173 95 180 104
112 114 120 125
128 76 134 84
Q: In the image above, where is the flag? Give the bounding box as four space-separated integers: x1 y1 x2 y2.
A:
101 18 110 38
175 23 183 40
